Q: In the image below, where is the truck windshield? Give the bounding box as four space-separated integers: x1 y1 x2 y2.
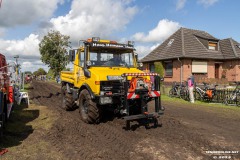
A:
89 52 134 67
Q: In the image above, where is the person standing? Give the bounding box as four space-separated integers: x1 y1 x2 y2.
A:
188 75 195 103
7 80 15 118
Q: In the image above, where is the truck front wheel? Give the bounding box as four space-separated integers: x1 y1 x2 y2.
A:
61 85 75 111
79 89 101 124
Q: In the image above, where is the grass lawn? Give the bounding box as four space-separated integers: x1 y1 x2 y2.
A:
161 94 240 111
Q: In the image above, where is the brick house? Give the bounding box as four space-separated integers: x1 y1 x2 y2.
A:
141 28 240 83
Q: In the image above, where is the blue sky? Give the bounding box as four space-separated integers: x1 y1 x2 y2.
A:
0 0 239 72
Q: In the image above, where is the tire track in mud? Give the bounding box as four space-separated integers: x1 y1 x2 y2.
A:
30 81 151 160
29 80 239 160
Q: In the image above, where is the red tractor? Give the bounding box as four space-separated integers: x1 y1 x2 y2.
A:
0 53 14 136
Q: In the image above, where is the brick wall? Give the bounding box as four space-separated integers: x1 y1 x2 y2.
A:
182 59 192 82
207 60 215 78
143 59 240 83
236 62 240 82
222 61 236 81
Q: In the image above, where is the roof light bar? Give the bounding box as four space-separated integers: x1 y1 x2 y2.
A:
92 37 100 42
128 41 134 46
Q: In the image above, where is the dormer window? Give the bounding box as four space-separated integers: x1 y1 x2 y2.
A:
208 41 218 50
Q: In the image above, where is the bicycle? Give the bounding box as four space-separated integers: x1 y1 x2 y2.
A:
179 81 189 101
168 82 183 98
224 82 240 106
194 82 218 102
169 82 180 97
169 82 189 100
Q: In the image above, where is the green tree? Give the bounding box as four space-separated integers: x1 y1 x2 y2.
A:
47 68 55 80
33 68 47 76
24 71 32 75
154 61 164 77
39 30 71 77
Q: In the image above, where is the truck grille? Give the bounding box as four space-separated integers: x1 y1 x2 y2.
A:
100 81 124 93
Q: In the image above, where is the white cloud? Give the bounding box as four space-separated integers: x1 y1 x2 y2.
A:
176 0 187 10
175 0 219 10
0 34 40 58
135 45 152 59
197 0 219 7
0 0 138 73
132 19 181 43
135 43 160 59
21 60 49 72
47 0 138 42
0 34 44 72
0 27 6 37
6 59 48 73
0 0 62 27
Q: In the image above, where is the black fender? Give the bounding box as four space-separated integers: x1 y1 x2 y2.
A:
79 84 95 99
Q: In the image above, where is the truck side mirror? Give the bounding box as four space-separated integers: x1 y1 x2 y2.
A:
69 50 75 62
134 52 138 62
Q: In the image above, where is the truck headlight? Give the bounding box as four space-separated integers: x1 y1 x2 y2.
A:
100 97 112 104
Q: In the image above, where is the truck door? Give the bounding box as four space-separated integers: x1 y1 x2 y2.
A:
76 51 85 85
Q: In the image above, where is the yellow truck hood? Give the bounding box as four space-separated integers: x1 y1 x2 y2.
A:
89 67 144 81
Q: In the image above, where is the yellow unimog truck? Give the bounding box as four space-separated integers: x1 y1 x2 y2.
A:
61 37 164 129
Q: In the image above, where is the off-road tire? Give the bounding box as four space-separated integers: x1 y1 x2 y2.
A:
79 89 101 124
61 85 75 111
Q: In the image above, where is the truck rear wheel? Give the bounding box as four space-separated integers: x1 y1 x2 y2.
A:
79 89 101 124
61 85 75 111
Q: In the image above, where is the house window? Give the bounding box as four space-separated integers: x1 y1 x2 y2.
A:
192 61 207 73
164 61 173 76
149 64 155 72
208 42 217 50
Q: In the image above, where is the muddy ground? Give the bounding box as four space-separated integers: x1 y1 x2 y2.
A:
1 80 240 160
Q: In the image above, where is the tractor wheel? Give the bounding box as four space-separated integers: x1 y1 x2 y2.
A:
78 89 101 124
61 85 75 111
